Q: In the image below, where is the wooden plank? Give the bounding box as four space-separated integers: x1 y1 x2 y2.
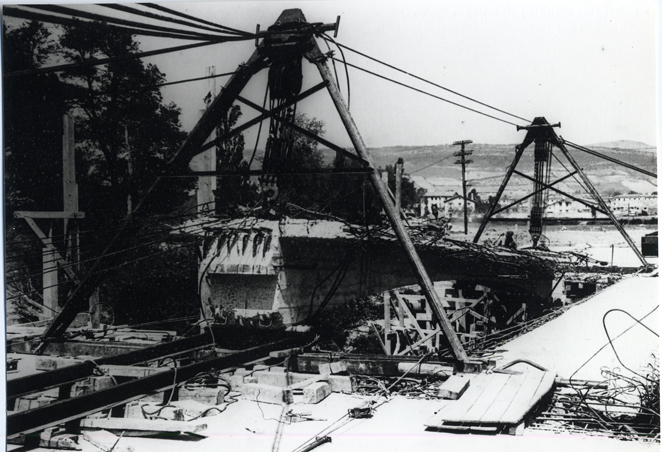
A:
434 423 497 432
461 373 511 422
80 417 207 434
478 371 536 423
426 373 492 424
98 365 168 378
15 211 85 219
437 375 471 400
500 371 555 424
498 371 549 424
83 430 132 452
24 217 80 284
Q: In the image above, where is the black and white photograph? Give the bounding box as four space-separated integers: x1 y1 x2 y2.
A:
2 1 659 451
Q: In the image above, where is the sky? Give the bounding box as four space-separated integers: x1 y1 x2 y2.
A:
130 0 659 149
2 0 659 149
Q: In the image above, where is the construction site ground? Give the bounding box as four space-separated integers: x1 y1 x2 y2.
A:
7 270 658 452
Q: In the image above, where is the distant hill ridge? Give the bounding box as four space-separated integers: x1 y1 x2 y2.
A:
589 140 655 150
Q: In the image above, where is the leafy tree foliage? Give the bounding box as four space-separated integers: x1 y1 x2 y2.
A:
3 21 69 213
267 114 423 224
57 21 194 238
214 105 258 213
3 21 198 321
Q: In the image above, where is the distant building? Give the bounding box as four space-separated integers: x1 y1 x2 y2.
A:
608 194 657 216
544 197 601 218
443 195 476 217
419 189 459 217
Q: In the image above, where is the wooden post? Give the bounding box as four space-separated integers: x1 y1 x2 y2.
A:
383 291 391 355
453 140 473 235
395 158 403 214
89 289 100 329
63 115 78 265
62 115 78 214
43 225 58 318
310 49 469 363
190 66 218 213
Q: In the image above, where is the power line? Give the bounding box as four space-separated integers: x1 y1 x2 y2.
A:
2 6 248 44
331 41 531 123
6 199 219 250
562 139 657 179
99 3 248 37
5 205 224 266
88 71 238 98
29 4 237 42
410 154 455 175
5 41 222 78
333 57 523 128
142 3 253 37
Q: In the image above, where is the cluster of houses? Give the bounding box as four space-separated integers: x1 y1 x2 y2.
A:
412 176 657 220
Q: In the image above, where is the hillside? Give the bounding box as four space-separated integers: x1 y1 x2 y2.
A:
250 141 657 196
363 142 657 196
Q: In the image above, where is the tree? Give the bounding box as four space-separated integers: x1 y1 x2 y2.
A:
3 21 74 318
383 164 425 211
57 21 194 236
3 21 69 213
266 114 330 211
214 105 258 213
261 114 424 224
55 21 198 321
3 21 198 323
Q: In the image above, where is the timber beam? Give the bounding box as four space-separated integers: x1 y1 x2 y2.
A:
14 211 85 219
8 334 310 438
8 332 214 401
304 33 470 364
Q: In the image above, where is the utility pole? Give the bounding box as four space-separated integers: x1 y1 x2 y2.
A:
453 140 473 234
395 158 404 214
191 66 218 213
15 114 85 320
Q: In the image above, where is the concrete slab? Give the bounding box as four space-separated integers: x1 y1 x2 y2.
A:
302 381 332 404
497 275 659 381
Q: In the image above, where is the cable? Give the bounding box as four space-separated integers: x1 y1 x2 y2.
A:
90 71 238 98
549 151 592 198
142 3 253 37
562 139 657 179
5 240 201 303
603 308 659 382
5 41 222 78
569 305 659 382
410 154 455 175
334 57 522 128
331 41 530 123
2 6 248 44
6 199 219 251
99 4 246 36
323 34 351 110
29 4 237 42
6 213 221 273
